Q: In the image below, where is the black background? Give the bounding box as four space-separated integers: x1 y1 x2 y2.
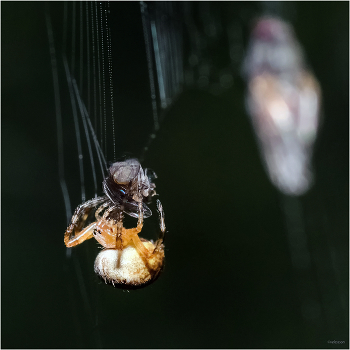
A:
2 2 348 349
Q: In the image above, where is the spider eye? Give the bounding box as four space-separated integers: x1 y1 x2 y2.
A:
109 158 141 184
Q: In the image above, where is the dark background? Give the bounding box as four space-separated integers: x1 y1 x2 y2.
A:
2 2 348 349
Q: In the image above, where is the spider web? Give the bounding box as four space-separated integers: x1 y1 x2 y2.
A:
46 2 347 348
46 2 185 347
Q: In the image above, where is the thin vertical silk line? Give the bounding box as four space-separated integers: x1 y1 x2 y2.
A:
151 20 167 109
82 102 108 175
95 2 103 154
62 2 68 56
72 79 98 195
105 2 116 161
79 2 84 93
86 3 91 118
107 26 116 161
99 2 108 160
140 1 159 131
90 3 98 136
46 8 72 224
63 55 86 202
71 2 76 75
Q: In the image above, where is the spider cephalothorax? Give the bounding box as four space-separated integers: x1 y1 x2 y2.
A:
64 158 166 289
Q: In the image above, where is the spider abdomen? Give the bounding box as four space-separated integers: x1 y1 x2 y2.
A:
94 241 164 289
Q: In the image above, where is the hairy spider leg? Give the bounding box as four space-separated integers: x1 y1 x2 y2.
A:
93 202 149 256
127 201 152 258
95 201 111 220
94 205 121 248
64 196 108 247
154 199 166 251
115 209 124 250
114 201 150 257
65 222 96 247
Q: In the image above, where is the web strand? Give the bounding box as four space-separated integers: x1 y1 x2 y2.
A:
99 2 108 161
46 8 72 224
63 56 86 203
94 2 103 156
79 2 83 94
72 79 98 195
140 2 159 132
105 3 116 162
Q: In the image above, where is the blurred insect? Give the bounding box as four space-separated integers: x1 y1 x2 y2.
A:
64 158 166 289
242 17 321 196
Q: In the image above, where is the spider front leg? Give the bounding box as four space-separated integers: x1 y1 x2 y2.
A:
113 208 124 250
95 201 111 220
64 196 108 247
65 222 97 247
127 201 151 257
154 199 166 251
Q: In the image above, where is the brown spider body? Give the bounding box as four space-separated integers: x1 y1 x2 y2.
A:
64 159 166 289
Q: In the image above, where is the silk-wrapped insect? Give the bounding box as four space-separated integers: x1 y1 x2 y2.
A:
242 17 321 196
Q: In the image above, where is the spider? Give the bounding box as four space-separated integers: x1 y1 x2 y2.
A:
64 158 166 289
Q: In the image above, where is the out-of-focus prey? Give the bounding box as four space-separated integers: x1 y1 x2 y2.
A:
243 17 321 196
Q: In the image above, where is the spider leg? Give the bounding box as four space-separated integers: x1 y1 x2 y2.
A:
128 201 150 257
131 234 151 258
154 199 166 251
65 222 96 247
101 204 119 220
97 204 124 250
115 209 124 250
136 201 144 230
65 196 108 247
95 201 111 220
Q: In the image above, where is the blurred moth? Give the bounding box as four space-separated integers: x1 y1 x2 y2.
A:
242 17 321 196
